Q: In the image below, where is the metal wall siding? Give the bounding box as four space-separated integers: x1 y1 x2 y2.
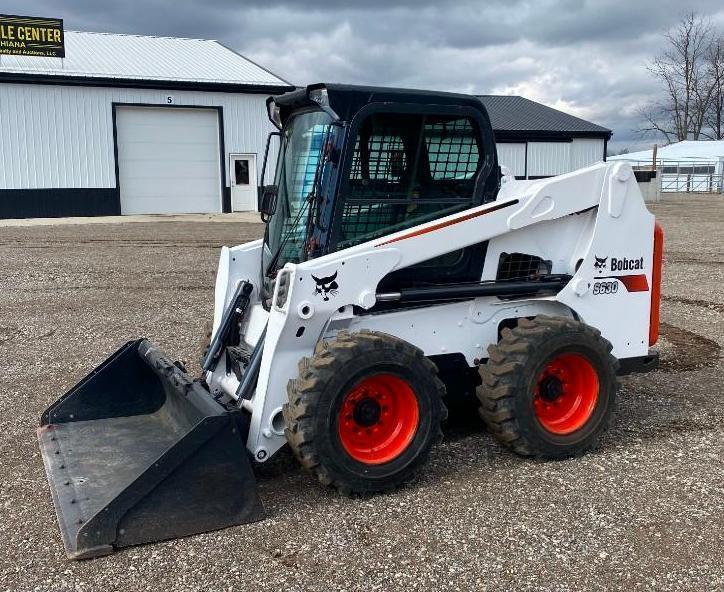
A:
0 83 275 189
569 138 604 170
527 142 571 176
496 143 526 177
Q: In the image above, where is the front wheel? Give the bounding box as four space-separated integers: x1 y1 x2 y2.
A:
477 315 619 459
283 330 447 495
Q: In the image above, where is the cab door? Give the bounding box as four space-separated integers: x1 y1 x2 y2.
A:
331 104 498 289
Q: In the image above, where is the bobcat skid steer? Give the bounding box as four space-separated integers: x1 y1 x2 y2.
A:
38 84 664 559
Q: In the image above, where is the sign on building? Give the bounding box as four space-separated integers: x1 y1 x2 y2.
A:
0 14 64 58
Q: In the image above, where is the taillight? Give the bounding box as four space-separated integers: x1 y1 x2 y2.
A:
649 222 664 345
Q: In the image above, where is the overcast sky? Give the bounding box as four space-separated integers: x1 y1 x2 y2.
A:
6 1 724 150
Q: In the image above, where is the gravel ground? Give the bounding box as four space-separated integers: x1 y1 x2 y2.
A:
1 195 722 591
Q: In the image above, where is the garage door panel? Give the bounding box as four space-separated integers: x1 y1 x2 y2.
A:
117 107 222 215
122 175 220 192
118 142 219 163
118 123 220 145
117 159 219 180
121 182 219 204
123 195 219 215
118 149 219 166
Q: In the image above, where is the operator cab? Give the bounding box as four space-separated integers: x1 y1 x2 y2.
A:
259 83 501 302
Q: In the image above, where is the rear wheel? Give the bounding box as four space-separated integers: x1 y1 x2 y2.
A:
477 315 618 459
284 330 447 494
533 352 599 435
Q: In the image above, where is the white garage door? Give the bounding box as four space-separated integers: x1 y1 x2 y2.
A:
116 107 222 214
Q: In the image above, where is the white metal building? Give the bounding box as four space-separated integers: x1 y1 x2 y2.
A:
610 140 724 193
479 95 612 179
0 31 293 218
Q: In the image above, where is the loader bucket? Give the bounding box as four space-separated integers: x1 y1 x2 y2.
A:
37 339 265 560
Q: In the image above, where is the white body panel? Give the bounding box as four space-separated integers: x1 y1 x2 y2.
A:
208 161 655 462
116 106 222 214
334 298 573 365
211 239 264 335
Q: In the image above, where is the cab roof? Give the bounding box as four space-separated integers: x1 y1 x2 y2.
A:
272 83 491 124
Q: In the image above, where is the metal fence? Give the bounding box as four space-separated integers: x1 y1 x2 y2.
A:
614 157 724 193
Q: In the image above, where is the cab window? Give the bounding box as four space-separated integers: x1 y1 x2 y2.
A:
338 112 482 249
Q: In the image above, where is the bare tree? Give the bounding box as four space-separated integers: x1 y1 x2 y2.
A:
638 13 715 142
702 36 724 139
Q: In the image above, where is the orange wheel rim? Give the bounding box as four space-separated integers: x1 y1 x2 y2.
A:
337 373 419 465
533 353 599 435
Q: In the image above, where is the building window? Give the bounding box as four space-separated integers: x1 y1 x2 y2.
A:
235 159 250 185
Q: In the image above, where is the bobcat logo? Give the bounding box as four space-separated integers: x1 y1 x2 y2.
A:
594 256 608 271
312 271 339 301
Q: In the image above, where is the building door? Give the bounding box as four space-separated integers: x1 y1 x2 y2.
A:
116 106 222 215
230 154 257 211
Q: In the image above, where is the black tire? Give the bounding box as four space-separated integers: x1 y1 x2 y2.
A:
283 330 447 495
477 315 619 459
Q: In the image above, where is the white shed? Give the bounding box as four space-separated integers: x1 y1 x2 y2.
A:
610 140 724 193
478 95 612 179
0 30 293 218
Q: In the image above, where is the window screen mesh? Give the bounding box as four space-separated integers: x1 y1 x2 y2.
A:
339 113 481 248
350 135 406 183
425 118 480 181
496 252 553 280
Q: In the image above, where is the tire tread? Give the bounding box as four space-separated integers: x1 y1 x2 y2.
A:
284 330 447 495
476 315 620 459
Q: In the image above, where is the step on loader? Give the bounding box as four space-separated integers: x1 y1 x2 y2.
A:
38 83 664 559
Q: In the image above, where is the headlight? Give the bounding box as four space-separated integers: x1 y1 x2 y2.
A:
267 99 282 130
308 87 329 107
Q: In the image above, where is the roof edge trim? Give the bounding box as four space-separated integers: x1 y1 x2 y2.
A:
0 72 295 94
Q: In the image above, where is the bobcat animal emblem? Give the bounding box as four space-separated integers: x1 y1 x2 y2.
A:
594 256 608 271
312 271 339 301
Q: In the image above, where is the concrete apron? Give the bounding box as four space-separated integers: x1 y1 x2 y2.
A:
0 212 262 227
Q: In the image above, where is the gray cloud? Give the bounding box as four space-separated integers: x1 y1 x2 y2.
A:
5 0 724 148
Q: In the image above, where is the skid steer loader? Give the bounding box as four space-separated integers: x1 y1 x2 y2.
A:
38 83 664 559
